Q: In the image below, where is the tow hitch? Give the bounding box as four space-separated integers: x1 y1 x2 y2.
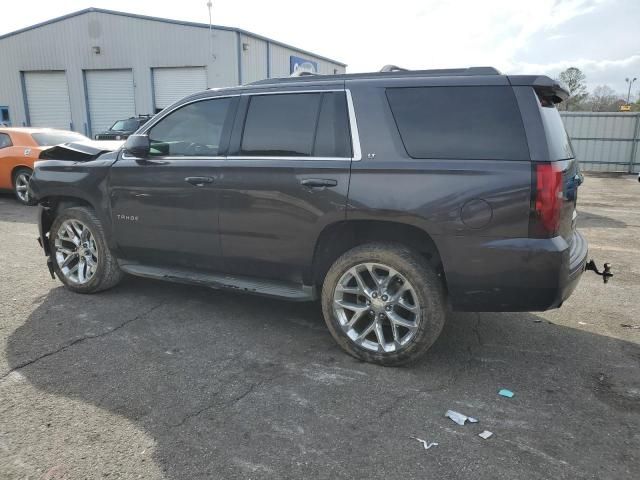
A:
585 260 613 284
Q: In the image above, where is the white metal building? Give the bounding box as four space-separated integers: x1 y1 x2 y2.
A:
0 8 346 136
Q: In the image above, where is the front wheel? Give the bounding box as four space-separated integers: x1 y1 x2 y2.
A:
321 242 446 366
49 206 123 293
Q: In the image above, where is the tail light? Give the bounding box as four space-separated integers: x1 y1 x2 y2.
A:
530 162 563 237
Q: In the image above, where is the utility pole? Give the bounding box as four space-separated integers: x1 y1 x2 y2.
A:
626 77 637 105
207 1 215 60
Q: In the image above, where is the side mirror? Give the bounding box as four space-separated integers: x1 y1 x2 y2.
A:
123 134 150 158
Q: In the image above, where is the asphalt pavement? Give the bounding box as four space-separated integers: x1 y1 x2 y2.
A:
1 174 638 479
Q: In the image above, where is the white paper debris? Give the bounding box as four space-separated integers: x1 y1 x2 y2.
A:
410 436 438 450
445 410 477 426
478 430 493 439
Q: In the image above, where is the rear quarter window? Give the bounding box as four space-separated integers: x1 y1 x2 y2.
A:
386 86 530 160
537 98 574 160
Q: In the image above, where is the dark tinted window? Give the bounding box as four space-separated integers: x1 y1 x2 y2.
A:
314 92 352 157
110 119 140 131
537 95 574 160
0 133 11 148
386 86 529 160
31 132 87 146
149 98 231 157
241 93 321 156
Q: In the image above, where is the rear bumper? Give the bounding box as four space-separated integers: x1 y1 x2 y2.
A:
442 230 588 312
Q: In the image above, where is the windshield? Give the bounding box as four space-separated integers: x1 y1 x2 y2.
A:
110 119 139 131
31 132 88 146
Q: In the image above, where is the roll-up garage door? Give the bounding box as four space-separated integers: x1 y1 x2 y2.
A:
152 67 207 111
85 69 136 137
24 71 72 130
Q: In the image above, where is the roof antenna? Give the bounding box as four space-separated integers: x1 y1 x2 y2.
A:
207 1 216 61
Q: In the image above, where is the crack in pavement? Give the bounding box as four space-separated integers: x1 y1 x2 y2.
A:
168 371 289 429
0 301 164 381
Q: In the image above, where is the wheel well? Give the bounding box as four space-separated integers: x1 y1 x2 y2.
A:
40 196 95 236
312 220 446 288
10 165 33 185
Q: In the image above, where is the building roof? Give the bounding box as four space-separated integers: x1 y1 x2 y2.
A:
0 7 347 67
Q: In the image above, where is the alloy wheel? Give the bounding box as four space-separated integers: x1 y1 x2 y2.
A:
54 219 99 284
14 172 31 203
333 262 421 353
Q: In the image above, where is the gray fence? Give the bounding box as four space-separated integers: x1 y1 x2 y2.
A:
560 112 640 173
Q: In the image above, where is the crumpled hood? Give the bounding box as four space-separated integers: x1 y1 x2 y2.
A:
39 139 124 161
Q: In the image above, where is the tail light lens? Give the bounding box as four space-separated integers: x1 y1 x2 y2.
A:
530 162 563 237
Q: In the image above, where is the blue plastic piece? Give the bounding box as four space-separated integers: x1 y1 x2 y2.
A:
498 389 514 398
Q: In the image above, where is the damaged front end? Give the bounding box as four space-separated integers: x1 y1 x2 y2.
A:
29 140 122 279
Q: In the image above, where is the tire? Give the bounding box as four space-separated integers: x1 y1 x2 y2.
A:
321 242 446 366
49 206 123 293
13 168 33 205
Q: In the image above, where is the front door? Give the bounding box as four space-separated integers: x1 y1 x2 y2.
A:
109 96 237 270
216 89 354 283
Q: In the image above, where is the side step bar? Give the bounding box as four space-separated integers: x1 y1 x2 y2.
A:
119 263 316 301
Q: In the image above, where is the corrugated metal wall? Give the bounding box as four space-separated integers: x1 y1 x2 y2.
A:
561 112 640 173
0 10 346 134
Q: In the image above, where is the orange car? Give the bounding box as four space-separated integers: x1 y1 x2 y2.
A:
0 128 88 204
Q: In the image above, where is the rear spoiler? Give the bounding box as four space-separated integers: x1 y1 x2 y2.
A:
508 75 569 104
39 140 124 161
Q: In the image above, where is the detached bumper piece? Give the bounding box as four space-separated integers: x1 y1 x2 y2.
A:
585 260 613 284
37 235 56 279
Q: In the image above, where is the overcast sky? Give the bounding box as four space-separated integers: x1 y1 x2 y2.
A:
2 0 639 97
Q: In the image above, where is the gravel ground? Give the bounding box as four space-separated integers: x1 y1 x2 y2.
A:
0 174 638 480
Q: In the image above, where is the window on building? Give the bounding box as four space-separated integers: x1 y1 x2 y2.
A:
239 92 351 157
0 107 10 126
148 98 232 157
386 86 529 160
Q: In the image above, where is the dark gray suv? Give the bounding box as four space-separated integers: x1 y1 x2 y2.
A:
30 66 601 365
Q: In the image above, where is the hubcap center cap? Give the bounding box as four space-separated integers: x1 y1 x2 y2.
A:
371 298 385 311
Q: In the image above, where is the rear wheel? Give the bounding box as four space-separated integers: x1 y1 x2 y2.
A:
321 242 446 366
12 168 32 205
49 206 123 293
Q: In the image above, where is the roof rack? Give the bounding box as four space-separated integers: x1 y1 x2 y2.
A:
249 66 501 86
290 70 319 77
380 65 408 72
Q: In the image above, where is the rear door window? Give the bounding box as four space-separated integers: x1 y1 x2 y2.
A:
386 86 530 160
239 92 351 158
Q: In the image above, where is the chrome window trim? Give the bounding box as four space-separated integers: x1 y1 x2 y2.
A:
345 89 362 161
226 156 350 161
124 88 361 162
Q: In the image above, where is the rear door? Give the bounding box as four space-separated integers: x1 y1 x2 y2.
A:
216 87 354 283
109 95 237 270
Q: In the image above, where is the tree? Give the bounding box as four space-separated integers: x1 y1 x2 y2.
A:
586 85 619 112
557 67 588 111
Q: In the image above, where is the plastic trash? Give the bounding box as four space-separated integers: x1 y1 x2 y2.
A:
478 430 493 439
409 436 438 450
445 410 477 426
498 389 514 398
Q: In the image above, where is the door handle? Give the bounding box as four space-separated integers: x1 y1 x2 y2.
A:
300 178 338 188
185 176 214 187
